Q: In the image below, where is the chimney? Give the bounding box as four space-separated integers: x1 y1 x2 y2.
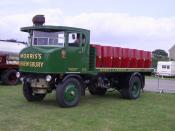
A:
32 15 45 26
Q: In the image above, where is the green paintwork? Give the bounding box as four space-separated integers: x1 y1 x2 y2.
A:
21 26 89 33
64 84 78 102
19 46 66 73
19 25 91 74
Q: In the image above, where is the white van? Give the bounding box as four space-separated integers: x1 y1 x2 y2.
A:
157 61 175 77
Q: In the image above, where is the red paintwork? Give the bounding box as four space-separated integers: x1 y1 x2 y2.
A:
0 64 18 69
130 49 138 68
144 51 152 68
91 44 152 68
137 50 145 68
121 48 130 68
91 44 102 67
102 46 113 67
0 53 18 69
113 47 122 67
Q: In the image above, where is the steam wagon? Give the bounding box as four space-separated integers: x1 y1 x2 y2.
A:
17 15 152 107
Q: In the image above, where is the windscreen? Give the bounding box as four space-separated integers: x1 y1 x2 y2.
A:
32 31 65 47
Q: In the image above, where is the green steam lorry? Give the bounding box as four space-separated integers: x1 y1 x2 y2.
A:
17 15 152 107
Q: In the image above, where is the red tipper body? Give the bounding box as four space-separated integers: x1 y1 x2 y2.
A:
121 48 130 68
137 50 145 68
102 46 113 67
144 51 152 68
91 44 152 68
91 44 102 67
113 47 122 67
130 49 138 68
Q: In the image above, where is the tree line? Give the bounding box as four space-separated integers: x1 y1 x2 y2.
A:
152 49 169 68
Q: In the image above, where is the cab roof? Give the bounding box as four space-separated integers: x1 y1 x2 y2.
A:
20 25 90 33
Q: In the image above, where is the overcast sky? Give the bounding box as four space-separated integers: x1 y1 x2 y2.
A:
0 0 175 52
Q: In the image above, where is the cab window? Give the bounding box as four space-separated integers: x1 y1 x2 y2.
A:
68 33 80 47
34 37 48 45
32 31 65 47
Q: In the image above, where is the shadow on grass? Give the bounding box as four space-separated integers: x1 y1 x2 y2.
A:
31 94 58 107
0 82 21 87
0 81 8 86
33 90 124 108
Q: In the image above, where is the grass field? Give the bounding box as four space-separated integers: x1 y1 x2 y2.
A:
0 84 175 131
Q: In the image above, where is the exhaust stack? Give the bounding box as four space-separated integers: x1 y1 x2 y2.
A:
32 15 45 26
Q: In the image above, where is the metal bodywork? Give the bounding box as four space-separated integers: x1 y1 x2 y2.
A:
19 21 152 107
20 25 152 74
20 26 90 74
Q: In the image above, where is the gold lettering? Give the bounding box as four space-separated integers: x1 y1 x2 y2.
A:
38 54 42 59
35 62 39 67
34 54 38 59
23 54 26 58
40 62 43 68
19 53 43 60
26 62 30 67
19 61 44 68
30 54 33 59
32 62 35 67
20 54 23 58
26 54 29 59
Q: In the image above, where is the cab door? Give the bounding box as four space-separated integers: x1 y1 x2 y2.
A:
65 32 84 72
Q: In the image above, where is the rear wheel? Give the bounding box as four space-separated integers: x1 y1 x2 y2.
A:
23 81 46 101
120 74 141 99
1 69 19 85
56 78 81 107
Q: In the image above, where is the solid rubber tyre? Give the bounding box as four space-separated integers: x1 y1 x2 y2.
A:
121 75 141 99
56 78 81 107
23 81 46 102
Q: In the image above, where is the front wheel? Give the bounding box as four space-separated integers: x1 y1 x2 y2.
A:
121 75 141 99
56 78 81 107
23 81 46 102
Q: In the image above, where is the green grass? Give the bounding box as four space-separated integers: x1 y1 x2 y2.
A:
0 85 175 131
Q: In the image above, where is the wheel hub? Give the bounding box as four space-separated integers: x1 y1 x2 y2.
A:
132 82 139 97
64 84 77 102
70 91 75 96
